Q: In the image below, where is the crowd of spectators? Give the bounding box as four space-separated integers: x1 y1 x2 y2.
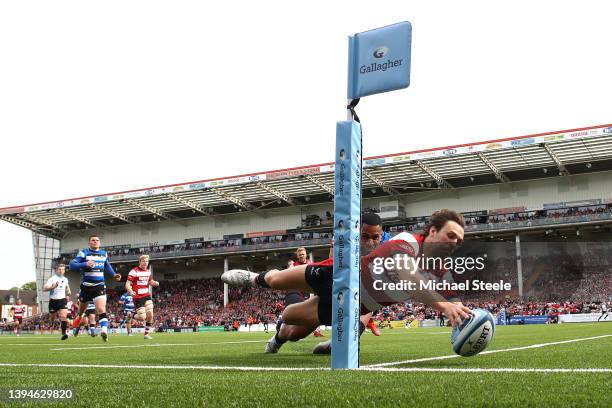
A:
57 203 612 263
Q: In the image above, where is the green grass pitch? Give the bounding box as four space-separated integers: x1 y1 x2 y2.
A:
0 323 610 407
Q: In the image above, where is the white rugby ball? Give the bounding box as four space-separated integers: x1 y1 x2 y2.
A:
451 308 495 357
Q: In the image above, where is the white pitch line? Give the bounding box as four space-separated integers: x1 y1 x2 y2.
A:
0 343 82 346
0 363 609 373
50 340 267 351
364 334 612 368
361 367 612 373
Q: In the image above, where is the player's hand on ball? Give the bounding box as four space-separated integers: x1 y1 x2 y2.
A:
444 303 472 328
86 260 95 268
114 274 122 281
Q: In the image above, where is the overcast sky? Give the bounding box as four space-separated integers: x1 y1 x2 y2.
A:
1 1 611 289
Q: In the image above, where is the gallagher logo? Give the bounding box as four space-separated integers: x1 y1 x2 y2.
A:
373 46 389 58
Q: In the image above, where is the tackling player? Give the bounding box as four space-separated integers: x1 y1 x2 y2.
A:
274 212 388 353
118 291 136 336
10 299 26 336
69 234 121 342
126 255 159 340
43 263 71 340
223 209 472 354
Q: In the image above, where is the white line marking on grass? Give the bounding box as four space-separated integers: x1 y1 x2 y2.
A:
361 368 612 373
363 334 612 368
0 363 609 373
50 340 267 351
0 343 82 346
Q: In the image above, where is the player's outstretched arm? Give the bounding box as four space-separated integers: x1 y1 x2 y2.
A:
69 252 89 271
381 250 471 327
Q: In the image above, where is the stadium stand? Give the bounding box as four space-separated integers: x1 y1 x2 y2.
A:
1 124 611 332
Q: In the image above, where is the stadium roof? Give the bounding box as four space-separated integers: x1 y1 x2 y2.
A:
2 123 612 239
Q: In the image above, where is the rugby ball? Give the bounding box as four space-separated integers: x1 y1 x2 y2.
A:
451 308 495 357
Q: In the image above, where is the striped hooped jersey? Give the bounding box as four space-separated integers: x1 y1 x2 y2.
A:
127 267 152 299
11 305 26 317
360 232 460 313
120 293 135 311
69 248 116 286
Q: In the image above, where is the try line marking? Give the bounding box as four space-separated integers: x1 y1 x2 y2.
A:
49 340 267 351
0 363 609 373
363 334 612 368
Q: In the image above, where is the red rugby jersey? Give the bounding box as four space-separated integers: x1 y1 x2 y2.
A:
127 266 153 299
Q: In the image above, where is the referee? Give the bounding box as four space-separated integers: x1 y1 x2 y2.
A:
43 263 71 340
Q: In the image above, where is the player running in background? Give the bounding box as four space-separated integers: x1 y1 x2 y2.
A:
43 263 71 340
10 299 26 336
118 291 136 336
69 234 121 342
260 314 269 333
65 299 74 335
126 255 159 340
223 209 472 355
598 302 609 322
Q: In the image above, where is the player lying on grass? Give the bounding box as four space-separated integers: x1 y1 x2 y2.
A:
223 209 472 354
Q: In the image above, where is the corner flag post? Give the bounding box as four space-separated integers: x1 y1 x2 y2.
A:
332 22 412 369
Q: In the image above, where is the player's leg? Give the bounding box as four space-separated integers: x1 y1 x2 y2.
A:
265 296 321 354
49 310 57 336
87 311 97 337
135 296 147 328
364 312 380 336
126 312 133 335
143 299 154 339
73 300 88 336
222 264 314 292
58 308 69 340
93 293 109 341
